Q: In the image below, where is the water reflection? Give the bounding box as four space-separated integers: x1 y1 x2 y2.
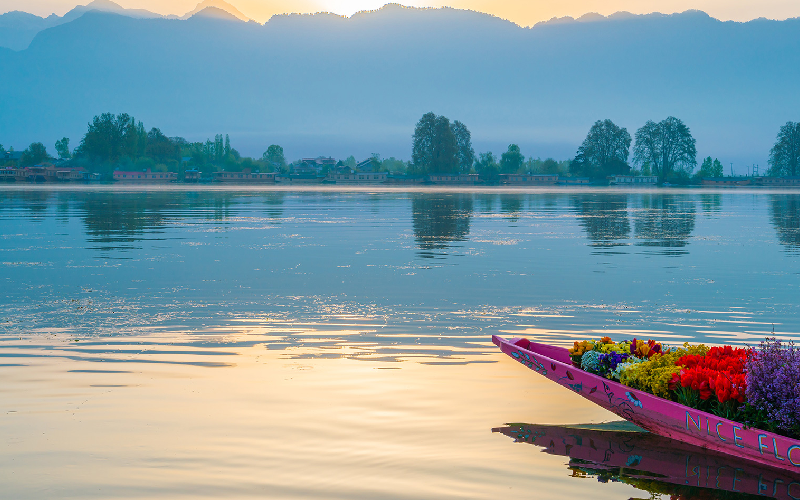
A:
494 423 798 499
700 193 723 216
633 195 696 255
770 195 800 251
411 194 473 258
499 195 524 223
75 191 279 252
572 194 631 252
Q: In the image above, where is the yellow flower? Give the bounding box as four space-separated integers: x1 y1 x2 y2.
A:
619 343 708 399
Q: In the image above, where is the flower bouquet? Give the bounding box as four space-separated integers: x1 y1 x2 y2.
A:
568 337 800 439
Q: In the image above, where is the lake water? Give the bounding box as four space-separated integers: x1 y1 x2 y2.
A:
2 186 800 499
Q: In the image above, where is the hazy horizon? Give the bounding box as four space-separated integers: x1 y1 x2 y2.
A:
2 0 799 26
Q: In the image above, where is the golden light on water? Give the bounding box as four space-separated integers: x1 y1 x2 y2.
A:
0 329 626 498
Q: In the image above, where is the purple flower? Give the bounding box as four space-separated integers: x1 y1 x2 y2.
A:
598 351 630 373
745 338 800 434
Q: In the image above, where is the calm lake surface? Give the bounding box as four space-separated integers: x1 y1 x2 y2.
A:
2 186 800 499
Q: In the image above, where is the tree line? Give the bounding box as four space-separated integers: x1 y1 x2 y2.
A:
410 112 800 182
3 112 799 182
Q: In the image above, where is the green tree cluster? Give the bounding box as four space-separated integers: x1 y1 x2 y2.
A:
262 145 287 172
55 138 71 159
570 119 632 179
500 144 524 173
76 113 147 164
768 121 800 177
633 116 697 182
694 157 724 179
21 142 50 167
412 113 473 174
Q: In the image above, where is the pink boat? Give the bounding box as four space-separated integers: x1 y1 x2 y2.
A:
493 335 800 474
493 423 800 499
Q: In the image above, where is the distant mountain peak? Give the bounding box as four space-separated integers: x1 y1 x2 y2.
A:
182 0 250 22
63 0 161 22
84 0 125 10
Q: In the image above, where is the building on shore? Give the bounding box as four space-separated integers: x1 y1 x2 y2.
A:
184 169 201 183
499 173 560 185
427 173 480 185
561 177 592 185
296 157 337 174
325 171 388 184
213 170 277 183
113 168 177 183
3 164 88 183
385 174 426 185
0 166 20 181
754 176 800 187
701 177 752 187
609 175 658 185
276 173 324 184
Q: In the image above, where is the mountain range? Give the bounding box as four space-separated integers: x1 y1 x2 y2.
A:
1 3 799 169
0 0 250 50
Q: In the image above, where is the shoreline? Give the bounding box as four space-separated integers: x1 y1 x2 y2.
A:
1 184 799 194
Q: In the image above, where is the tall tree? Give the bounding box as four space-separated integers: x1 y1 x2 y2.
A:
20 142 49 166
500 144 524 173
55 137 71 159
214 134 224 162
451 120 474 172
224 134 231 157
412 112 437 173
476 151 499 182
768 122 800 177
262 144 286 171
633 116 696 182
571 119 632 178
431 115 458 173
412 113 459 174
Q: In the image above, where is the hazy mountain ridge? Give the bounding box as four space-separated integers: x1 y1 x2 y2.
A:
1 5 798 167
0 0 252 49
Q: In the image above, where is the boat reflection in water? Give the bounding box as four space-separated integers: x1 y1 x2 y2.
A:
493 422 800 499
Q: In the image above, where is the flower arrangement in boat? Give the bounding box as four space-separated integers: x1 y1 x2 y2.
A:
568 336 800 438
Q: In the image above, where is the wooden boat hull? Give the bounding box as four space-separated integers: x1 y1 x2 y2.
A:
493 334 800 474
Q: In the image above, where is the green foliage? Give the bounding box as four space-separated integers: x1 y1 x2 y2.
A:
77 113 146 164
55 137 71 159
571 119 632 179
633 117 697 182
343 155 356 169
380 157 408 173
476 151 499 182
694 156 724 179
262 144 286 172
500 144 524 174
411 112 463 174
768 121 800 177
145 128 179 164
21 142 49 166
451 120 475 173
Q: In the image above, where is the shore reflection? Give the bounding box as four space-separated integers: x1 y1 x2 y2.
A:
494 423 798 499
573 194 631 252
633 194 696 255
411 194 473 258
770 195 800 251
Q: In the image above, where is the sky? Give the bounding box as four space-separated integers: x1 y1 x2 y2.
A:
2 0 800 25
